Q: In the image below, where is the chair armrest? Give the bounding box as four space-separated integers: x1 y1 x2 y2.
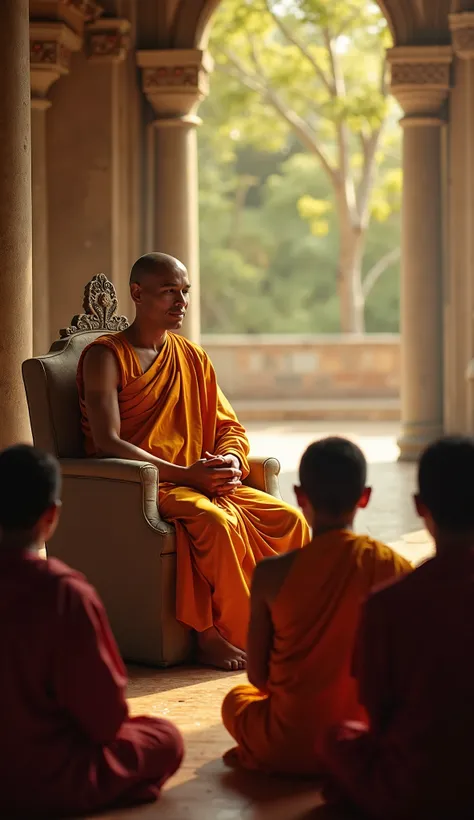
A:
245 456 282 499
60 458 174 535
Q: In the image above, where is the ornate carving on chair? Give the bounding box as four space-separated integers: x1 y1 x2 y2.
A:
22 275 282 667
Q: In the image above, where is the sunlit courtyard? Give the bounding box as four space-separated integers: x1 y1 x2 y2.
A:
86 421 432 820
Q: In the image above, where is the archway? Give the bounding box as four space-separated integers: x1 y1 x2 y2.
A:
167 0 452 460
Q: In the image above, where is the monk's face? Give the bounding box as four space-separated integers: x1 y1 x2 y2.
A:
132 263 191 330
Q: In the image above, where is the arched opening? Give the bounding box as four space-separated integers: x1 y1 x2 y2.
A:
198 0 402 339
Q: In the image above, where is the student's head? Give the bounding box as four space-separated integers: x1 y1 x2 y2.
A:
129 253 190 331
295 437 370 529
416 436 474 544
0 445 62 549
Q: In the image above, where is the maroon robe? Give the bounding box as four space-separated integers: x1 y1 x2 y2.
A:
0 549 183 817
325 550 474 820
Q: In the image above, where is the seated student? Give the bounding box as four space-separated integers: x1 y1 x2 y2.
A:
221 437 412 776
0 445 183 818
324 435 474 820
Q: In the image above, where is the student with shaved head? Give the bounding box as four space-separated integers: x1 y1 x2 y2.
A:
0 445 183 818
325 435 474 819
221 437 411 775
78 253 309 670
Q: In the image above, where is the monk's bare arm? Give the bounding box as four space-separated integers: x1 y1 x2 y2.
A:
247 552 299 693
82 346 186 484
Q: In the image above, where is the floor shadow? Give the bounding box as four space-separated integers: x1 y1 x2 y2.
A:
218 763 322 804
126 664 244 698
298 805 364 820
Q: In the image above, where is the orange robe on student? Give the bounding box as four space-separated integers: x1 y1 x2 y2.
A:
77 332 308 650
222 531 411 776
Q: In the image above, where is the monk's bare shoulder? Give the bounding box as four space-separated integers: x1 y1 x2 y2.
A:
252 550 301 605
82 343 120 390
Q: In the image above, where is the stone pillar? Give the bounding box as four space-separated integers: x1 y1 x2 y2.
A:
449 13 474 433
388 46 452 461
47 17 133 339
0 0 32 446
137 50 213 343
30 24 81 354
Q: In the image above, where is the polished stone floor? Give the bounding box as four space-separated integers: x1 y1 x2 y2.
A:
86 422 433 820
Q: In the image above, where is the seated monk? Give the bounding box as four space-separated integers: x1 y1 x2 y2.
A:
325 436 474 820
77 252 309 671
0 445 183 818
221 437 412 776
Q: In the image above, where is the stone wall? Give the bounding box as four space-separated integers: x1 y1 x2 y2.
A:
201 334 401 420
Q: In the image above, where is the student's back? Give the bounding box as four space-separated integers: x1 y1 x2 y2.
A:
0 552 121 802
326 436 474 820
0 446 183 818
222 438 411 775
354 551 474 813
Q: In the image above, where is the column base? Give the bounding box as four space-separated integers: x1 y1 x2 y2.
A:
397 424 444 462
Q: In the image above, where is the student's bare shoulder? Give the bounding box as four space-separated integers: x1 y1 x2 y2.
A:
253 550 301 603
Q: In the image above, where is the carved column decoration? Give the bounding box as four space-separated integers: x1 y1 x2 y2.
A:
30 22 82 104
85 18 132 63
450 12 474 57
136 50 214 343
388 46 452 460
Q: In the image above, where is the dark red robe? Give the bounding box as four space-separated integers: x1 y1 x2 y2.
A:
0 549 183 817
325 549 474 820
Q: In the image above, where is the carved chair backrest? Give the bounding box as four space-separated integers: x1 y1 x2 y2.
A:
22 274 129 458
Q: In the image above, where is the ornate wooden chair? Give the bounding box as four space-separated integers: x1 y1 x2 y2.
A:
22 275 282 666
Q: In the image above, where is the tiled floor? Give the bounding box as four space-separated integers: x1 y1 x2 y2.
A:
86 422 433 820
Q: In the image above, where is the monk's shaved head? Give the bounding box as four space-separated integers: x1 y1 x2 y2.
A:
299 437 367 516
418 436 474 534
129 253 187 285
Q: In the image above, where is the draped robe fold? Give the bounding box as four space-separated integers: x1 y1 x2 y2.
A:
222 531 412 775
77 332 308 650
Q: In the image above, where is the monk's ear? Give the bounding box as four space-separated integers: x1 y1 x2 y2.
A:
414 494 425 518
294 485 306 509
357 487 372 510
130 282 142 305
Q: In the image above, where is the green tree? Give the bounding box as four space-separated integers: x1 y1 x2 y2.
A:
207 0 401 333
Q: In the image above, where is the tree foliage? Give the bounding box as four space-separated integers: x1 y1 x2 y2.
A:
199 0 402 334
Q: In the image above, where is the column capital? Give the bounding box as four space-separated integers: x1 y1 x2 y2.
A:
85 18 132 63
29 1 103 38
136 49 214 118
450 12 474 59
30 21 81 104
387 45 453 124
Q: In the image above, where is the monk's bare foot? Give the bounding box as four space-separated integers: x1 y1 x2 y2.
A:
196 626 247 671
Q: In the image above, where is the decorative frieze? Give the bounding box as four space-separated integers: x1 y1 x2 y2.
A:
137 49 214 117
450 13 474 59
85 18 132 63
60 0 103 22
388 46 453 121
29 22 81 102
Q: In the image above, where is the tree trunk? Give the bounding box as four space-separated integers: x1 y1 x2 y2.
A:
337 229 365 334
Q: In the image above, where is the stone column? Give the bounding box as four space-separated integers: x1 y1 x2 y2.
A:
449 13 474 433
30 24 81 354
137 50 213 343
388 46 452 461
0 0 32 446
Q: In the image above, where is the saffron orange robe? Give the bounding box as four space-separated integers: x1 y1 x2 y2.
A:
222 531 411 776
0 548 183 818
77 332 309 650
325 549 474 820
